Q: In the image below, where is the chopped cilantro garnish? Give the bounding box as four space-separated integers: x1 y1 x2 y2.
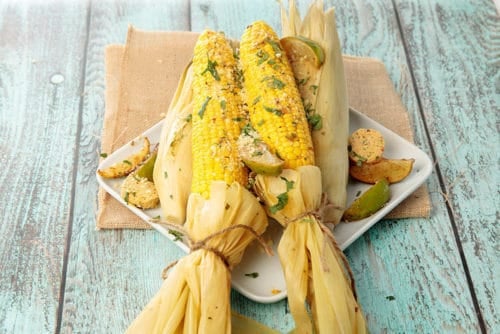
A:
201 57 220 81
263 106 282 116
256 50 270 65
252 96 261 105
266 38 282 55
270 192 289 214
100 153 108 158
168 229 184 242
122 160 132 165
244 272 259 278
307 113 323 131
198 96 212 118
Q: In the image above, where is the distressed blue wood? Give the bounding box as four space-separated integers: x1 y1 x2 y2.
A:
394 0 499 331
58 0 190 332
327 0 483 332
0 0 497 333
0 1 89 333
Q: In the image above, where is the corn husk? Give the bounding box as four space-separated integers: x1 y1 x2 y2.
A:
153 63 193 224
255 166 366 333
282 0 349 225
126 181 268 333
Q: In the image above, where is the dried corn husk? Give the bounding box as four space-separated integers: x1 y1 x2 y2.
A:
282 0 349 225
153 63 193 224
255 166 366 333
126 181 268 333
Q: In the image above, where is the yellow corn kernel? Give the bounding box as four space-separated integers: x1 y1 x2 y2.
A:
191 30 248 198
240 20 315 169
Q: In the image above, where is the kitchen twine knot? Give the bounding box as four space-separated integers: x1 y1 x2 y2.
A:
154 220 273 280
283 193 358 300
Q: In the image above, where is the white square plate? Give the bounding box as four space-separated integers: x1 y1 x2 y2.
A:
96 107 433 303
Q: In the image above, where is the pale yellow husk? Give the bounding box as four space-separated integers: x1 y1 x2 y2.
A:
153 63 193 224
126 181 268 333
282 0 349 225
255 167 366 333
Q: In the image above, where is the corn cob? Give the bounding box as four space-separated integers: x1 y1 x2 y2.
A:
191 30 248 198
239 20 314 169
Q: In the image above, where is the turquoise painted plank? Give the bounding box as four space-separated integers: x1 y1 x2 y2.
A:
0 1 89 333
59 0 190 333
322 1 482 332
395 0 499 331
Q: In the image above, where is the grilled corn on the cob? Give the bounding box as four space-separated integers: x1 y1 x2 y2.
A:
191 30 248 198
240 20 314 169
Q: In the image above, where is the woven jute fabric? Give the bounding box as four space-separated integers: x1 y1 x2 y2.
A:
97 27 431 229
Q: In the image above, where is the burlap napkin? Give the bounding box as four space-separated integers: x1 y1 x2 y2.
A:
97 27 431 229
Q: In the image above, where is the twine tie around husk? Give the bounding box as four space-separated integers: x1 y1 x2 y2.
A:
280 193 358 300
155 220 273 279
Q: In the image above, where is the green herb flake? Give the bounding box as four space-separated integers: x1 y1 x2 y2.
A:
201 57 220 81
242 123 254 136
256 50 270 65
164 171 168 179
264 106 283 116
244 272 259 278
386 296 396 301
123 192 130 203
307 113 323 131
310 85 319 95
151 215 161 221
252 96 262 105
122 160 132 165
220 100 226 110
298 77 309 86
270 192 289 214
198 96 212 119
168 229 184 242
185 114 192 122
266 38 282 55
281 176 295 191
100 153 108 158
268 77 285 89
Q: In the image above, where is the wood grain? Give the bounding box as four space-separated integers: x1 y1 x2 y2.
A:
0 0 497 333
0 1 89 333
58 0 189 332
395 0 499 331
323 0 482 332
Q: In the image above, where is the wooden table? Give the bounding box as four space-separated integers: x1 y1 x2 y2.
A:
1 0 497 333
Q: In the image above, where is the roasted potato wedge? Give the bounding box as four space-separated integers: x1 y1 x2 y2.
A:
121 173 159 209
348 128 384 165
98 137 150 178
350 158 415 184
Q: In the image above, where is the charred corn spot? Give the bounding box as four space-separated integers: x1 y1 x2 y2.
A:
240 20 315 169
191 30 248 198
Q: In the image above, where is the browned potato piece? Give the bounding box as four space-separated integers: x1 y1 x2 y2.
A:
120 173 159 209
98 137 150 178
348 128 384 165
349 158 415 184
